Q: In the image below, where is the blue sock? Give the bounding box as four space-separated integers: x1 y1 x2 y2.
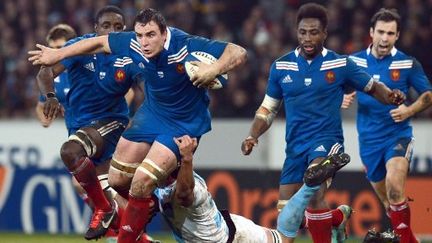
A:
277 184 320 238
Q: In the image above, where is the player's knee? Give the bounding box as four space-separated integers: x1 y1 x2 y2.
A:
387 187 404 203
129 177 154 198
68 127 104 158
60 141 86 169
109 157 139 189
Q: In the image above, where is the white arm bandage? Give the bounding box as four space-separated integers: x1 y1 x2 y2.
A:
255 95 282 125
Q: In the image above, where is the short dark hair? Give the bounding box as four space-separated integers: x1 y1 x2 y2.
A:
95 5 125 25
46 24 77 43
134 8 166 34
296 3 328 30
370 8 401 32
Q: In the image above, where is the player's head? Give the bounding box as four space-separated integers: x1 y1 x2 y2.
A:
46 24 77 49
296 3 328 59
133 8 167 59
94 5 126 36
370 8 400 58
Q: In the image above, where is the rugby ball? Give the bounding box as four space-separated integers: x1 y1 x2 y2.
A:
184 51 228 89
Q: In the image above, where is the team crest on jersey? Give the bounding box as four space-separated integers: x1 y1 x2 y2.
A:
304 78 312 86
176 63 185 74
115 69 126 82
325 71 336 83
390 69 400 81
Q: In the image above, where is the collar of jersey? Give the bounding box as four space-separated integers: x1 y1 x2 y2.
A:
366 44 398 57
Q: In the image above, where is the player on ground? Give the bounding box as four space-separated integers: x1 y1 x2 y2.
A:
36 6 146 240
157 134 350 243
347 8 432 243
29 8 247 243
241 3 405 243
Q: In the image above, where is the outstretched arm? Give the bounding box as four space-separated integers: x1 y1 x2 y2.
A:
191 43 247 87
390 90 432 122
173 135 198 207
28 36 111 66
366 81 405 106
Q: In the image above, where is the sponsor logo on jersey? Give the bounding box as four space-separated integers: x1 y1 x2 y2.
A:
115 69 126 82
304 78 312 86
282 75 292 83
176 63 185 74
0 165 14 213
314 145 327 152
390 69 400 81
158 71 164 78
84 62 95 72
325 71 336 83
99 72 106 80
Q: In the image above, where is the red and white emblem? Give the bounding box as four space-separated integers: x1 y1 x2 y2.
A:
390 69 400 81
115 69 126 82
325 71 336 83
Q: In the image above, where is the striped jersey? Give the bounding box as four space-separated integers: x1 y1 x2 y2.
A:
350 46 432 144
107 28 227 137
266 47 373 155
61 34 143 133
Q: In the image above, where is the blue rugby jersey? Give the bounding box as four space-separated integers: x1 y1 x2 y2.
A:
108 28 228 137
61 34 144 132
39 71 71 128
266 48 372 155
350 46 432 144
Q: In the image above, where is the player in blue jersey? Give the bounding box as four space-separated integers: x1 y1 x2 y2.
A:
29 8 247 243
35 24 75 128
346 9 432 243
241 3 405 243
35 6 148 241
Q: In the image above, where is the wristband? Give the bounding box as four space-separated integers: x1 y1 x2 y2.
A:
45 92 56 99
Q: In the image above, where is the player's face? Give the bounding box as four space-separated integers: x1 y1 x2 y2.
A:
297 18 327 59
48 38 67 49
95 12 125 36
134 21 167 59
370 20 399 58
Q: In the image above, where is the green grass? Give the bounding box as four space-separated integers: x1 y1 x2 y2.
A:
0 233 430 243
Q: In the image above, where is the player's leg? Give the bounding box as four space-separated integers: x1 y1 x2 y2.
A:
118 138 179 242
385 138 417 243
61 121 125 240
304 142 350 243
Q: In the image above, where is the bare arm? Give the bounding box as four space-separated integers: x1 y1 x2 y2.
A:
390 90 432 122
173 136 198 207
191 43 247 87
366 81 405 105
29 36 111 66
36 64 65 119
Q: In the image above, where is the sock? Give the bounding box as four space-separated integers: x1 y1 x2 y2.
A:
72 157 111 211
277 184 320 238
331 208 344 227
117 195 154 243
389 201 418 243
306 208 333 243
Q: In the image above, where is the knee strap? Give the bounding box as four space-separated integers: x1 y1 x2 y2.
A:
110 157 140 178
68 129 98 157
137 158 168 187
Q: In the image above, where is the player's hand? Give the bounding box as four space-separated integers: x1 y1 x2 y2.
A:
341 92 356 109
390 104 413 122
189 61 219 88
388 89 405 106
43 97 61 120
174 135 198 162
28 44 61 66
241 136 258 155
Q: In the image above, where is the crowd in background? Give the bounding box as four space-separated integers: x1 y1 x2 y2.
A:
1 0 431 119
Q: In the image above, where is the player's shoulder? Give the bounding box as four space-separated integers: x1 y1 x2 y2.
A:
390 48 416 68
65 33 97 46
273 50 298 70
167 27 192 50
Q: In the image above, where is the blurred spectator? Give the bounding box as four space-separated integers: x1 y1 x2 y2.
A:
0 0 431 118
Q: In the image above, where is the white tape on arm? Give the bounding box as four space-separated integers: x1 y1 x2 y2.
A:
255 95 281 125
